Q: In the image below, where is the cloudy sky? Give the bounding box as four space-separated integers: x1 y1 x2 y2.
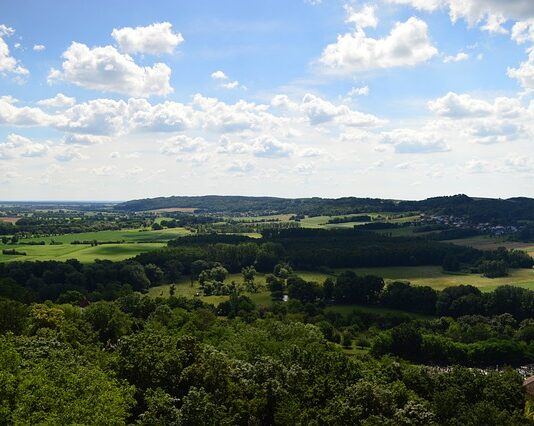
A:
1 0 534 201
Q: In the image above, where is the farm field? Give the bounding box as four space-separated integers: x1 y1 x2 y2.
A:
298 212 421 229
445 235 534 256
19 227 191 244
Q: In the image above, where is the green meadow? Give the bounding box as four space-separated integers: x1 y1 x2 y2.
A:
148 265 534 308
0 227 191 262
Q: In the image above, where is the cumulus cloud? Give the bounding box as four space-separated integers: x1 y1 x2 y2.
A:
507 50 534 90
0 25 29 76
55 146 85 162
111 22 183 55
37 93 76 109
0 97 53 126
252 136 294 158
33 44 45 51
49 42 173 97
63 134 110 145
0 133 48 159
211 70 228 80
160 135 206 155
381 129 450 153
512 20 534 44
428 92 493 118
320 6 437 74
387 0 534 29
345 4 378 29
301 93 383 126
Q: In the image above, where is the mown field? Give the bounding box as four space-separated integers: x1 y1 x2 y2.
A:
0 227 191 262
0 242 167 263
445 235 534 255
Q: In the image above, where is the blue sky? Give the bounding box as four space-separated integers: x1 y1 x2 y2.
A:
1 0 534 200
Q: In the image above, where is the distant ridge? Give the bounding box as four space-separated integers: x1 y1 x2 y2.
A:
114 194 534 223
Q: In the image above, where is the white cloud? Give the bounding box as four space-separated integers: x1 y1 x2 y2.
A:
0 25 29 76
270 94 299 109
0 133 48 159
507 50 534 90
217 136 250 154
468 120 523 144
211 70 242 90
381 128 450 153
49 42 173 97
33 44 46 51
512 20 534 44
443 52 469 63
252 136 294 158
222 80 240 90
0 97 53 126
37 93 76 108
111 22 184 55
320 9 437 74
160 135 206 155
301 93 383 126
345 4 378 29
226 160 255 174
388 0 534 34
348 85 370 96
63 134 110 145
428 92 493 118
55 146 85 162
211 70 228 80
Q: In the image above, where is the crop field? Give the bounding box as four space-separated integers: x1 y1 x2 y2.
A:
19 227 191 244
446 235 534 255
0 217 20 224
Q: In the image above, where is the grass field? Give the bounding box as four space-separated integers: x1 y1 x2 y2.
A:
148 266 534 308
347 265 534 292
0 227 192 263
0 242 166 262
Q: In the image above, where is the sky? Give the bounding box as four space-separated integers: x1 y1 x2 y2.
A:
1 0 534 201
